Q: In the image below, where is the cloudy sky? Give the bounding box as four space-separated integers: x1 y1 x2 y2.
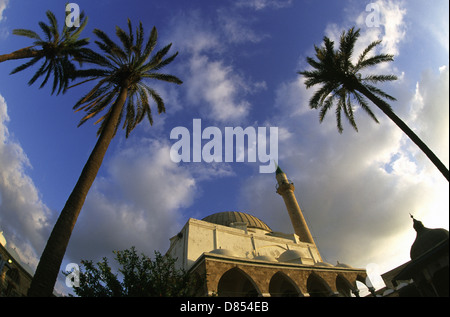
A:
0 0 448 295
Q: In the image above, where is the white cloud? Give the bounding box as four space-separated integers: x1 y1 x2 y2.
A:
326 0 407 62
0 0 8 21
240 0 449 280
369 0 407 56
408 66 449 168
0 93 52 271
217 8 269 44
65 139 197 263
274 76 311 117
169 10 221 55
186 54 251 123
242 83 448 271
235 0 292 11
169 11 267 124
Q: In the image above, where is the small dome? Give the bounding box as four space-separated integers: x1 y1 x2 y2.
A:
202 211 272 232
210 248 236 257
335 262 353 268
278 250 305 263
410 218 449 260
315 261 334 267
254 254 276 262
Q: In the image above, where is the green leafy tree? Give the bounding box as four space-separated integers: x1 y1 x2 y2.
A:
299 27 449 181
28 19 182 297
0 9 91 94
63 247 197 297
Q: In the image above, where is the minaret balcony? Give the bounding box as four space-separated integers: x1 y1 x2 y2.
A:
276 180 295 194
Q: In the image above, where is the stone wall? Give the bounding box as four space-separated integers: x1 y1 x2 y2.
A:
191 253 367 297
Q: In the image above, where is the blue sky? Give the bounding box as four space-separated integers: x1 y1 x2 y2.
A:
0 0 448 295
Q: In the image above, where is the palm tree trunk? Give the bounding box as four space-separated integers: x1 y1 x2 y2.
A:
27 85 129 297
0 46 42 63
356 83 449 181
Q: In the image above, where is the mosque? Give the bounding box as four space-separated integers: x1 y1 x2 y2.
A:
1 166 447 296
166 166 369 297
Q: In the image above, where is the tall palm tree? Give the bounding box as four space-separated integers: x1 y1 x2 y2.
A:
299 27 449 181
27 19 182 296
0 10 90 94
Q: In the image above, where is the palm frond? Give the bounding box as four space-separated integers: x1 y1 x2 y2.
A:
144 85 165 114
354 40 382 71
144 73 183 85
339 27 358 71
298 26 398 133
68 12 89 40
335 100 343 133
116 24 133 57
152 52 180 72
319 95 334 123
364 83 396 102
9 9 91 95
9 55 42 74
45 10 59 40
12 29 41 40
139 43 173 73
73 20 181 138
353 91 379 124
93 29 123 56
343 94 358 132
38 21 53 41
355 54 394 70
362 74 397 83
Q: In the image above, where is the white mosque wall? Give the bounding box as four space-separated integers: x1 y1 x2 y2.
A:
167 218 323 271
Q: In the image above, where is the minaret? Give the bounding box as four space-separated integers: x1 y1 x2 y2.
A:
276 165 316 245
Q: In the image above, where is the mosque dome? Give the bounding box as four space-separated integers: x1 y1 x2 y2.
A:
410 217 449 260
278 250 306 263
254 254 276 262
210 248 237 257
202 211 272 232
314 261 334 267
335 262 353 268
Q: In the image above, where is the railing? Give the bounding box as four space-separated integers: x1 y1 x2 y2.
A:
275 179 294 191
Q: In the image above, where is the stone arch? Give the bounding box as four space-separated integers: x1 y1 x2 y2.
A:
306 273 334 297
355 273 372 295
269 271 302 297
336 274 354 297
356 273 367 284
217 267 261 297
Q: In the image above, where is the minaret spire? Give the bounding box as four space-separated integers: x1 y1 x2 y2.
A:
276 166 316 245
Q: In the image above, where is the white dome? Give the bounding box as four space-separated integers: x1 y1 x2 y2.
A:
210 248 236 257
278 250 305 263
335 262 353 268
254 254 276 262
314 261 334 267
202 211 272 232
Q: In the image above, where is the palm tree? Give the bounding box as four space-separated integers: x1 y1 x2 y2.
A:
0 10 90 94
299 27 449 181
27 19 182 296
